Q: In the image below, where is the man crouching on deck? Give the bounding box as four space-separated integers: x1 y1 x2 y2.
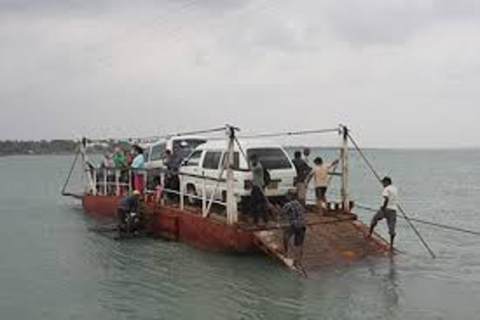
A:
369 177 398 252
117 190 141 234
281 192 307 267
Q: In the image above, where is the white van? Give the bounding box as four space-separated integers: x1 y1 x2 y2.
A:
179 139 297 204
143 136 207 170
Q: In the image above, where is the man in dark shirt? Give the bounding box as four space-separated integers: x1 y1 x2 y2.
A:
250 154 268 225
281 192 307 266
164 149 175 170
117 190 141 230
292 151 311 204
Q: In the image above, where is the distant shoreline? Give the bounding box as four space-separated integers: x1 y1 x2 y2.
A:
1 140 478 156
0 140 78 156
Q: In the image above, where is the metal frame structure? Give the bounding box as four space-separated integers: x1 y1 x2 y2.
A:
68 124 353 226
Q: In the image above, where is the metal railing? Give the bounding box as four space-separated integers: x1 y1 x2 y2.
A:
91 167 230 216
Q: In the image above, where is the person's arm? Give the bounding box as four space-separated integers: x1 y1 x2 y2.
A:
130 156 137 169
381 197 389 211
306 169 314 184
280 204 289 220
329 159 340 169
302 162 312 178
381 188 390 211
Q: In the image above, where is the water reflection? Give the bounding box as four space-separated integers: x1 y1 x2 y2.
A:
384 257 400 314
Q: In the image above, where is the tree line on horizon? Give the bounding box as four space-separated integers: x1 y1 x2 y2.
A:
0 140 77 155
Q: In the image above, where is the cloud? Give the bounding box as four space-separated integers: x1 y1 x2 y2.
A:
1 0 480 148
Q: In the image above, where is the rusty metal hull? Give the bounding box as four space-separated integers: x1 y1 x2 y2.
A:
83 195 256 252
82 195 392 270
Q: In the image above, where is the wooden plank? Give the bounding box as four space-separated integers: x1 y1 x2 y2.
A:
254 230 303 274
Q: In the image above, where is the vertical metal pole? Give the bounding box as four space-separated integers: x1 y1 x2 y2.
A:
143 170 147 195
226 126 238 225
160 169 165 188
80 138 96 195
103 169 107 196
180 175 185 210
115 170 120 196
128 169 132 194
340 126 350 212
202 172 207 215
92 168 97 196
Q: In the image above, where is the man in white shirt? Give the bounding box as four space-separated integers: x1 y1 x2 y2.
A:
369 176 398 251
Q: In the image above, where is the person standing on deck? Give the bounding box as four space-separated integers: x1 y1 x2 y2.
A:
102 153 115 168
153 176 164 205
113 147 126 168
131 145 146 195
164 149 180 201
369 177 398 251
164 149 174 170
113 147 129 195
307 157 339 215
292 151 311 205
281 192 307 267
250 154 268 225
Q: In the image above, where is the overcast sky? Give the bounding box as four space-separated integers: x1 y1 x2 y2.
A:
1 0 479 148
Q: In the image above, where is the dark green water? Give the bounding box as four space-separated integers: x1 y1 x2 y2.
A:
1 150 480 319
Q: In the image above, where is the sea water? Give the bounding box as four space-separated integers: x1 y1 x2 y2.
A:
1 149 480 319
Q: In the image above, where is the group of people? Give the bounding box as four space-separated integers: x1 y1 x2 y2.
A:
277 148 339 267
280 148 399 267
249 148 339 226
98 145 147 195
292 148 339 215
114 145 399 260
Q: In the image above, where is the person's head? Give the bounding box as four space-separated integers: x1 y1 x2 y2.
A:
114 146 122 154
303 148 311 157
314 157 323 165
294 151 302 159
250 154 258 165
133 145 143 155
381 177 392 187
153 176 161 186
285 190 297 202
165 149 172 157
132 190 141 197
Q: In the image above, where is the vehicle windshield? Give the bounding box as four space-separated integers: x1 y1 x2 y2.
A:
247 148 292 170
171 139 206 167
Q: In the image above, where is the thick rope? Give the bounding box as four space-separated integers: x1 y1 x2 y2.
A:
239 128 339 139
61 147 80 195
86 126 228 145
347 130 437 258
234 136 249 167
168 126 228 138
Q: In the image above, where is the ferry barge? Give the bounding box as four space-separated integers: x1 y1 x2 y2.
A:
63 125 392 273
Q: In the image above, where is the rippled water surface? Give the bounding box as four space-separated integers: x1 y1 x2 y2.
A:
1 150 480 319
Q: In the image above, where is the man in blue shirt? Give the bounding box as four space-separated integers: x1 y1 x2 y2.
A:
131 145 145 195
